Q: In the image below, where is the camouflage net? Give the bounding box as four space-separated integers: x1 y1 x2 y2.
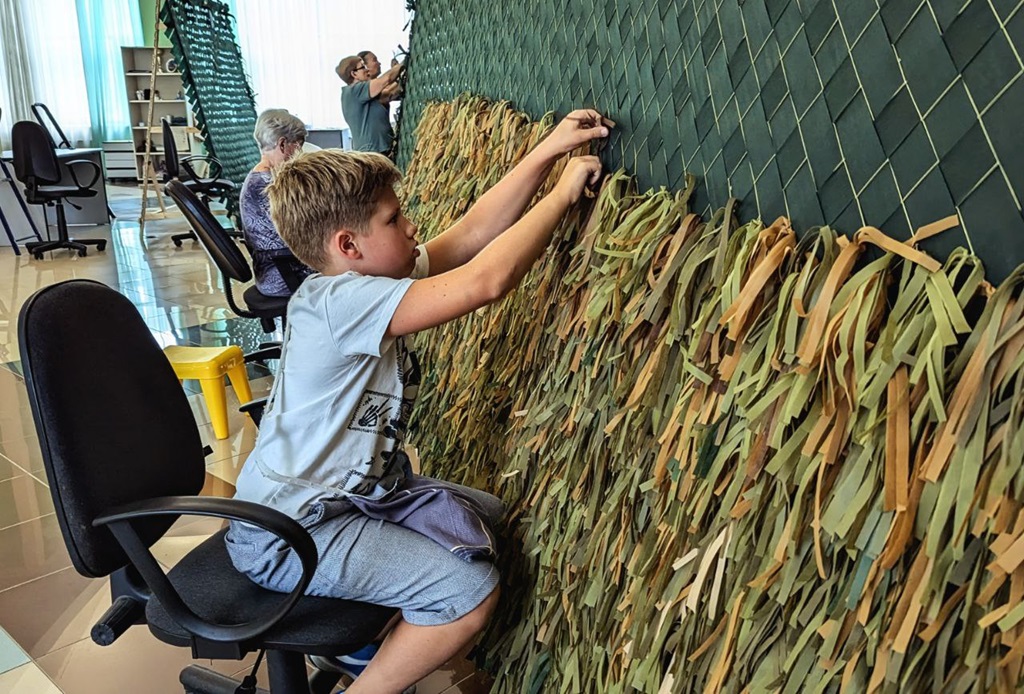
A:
403 95 1024 694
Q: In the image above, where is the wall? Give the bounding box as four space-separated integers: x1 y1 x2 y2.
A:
139 0 172 46
399 0 1024 281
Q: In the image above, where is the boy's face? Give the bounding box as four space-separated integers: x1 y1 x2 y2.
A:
354 187 419 279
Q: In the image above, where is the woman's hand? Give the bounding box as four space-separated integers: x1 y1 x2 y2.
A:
537 109 613 158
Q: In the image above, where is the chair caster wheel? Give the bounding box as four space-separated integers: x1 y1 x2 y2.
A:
97 241 107 252
33 252 43 260
173 239 183 247
78 249 88 258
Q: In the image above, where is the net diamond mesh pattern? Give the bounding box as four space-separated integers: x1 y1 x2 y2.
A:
161 0 259 215
398 0 1024 281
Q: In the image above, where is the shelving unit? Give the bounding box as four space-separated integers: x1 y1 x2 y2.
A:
120 45 197 182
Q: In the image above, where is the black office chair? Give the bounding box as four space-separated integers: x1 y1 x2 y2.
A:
162 118 241 247
165 179 297 338
1 106 45 254
11 120 107 259
18 279 396 694
31 101 116 222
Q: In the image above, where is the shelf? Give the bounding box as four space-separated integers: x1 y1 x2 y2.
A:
122 45 192 183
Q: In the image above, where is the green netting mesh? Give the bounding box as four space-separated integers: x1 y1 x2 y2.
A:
160 0 258 216
397 0 1024 282
403 94 1024 694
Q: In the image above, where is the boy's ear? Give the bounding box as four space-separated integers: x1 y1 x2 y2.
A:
330 229 362 260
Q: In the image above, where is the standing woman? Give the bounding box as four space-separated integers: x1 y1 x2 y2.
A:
241 109 313 297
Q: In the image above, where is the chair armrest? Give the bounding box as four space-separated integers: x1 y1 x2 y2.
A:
181 155 223 182
244 345 282 363
65 159 102 191
239 398 268 427
93 496 317 644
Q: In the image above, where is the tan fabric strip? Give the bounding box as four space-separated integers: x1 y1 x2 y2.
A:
797 240 862 367
910 214 960 245
856 226 942 272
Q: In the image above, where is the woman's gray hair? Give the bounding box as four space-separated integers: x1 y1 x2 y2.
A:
253 109 307 151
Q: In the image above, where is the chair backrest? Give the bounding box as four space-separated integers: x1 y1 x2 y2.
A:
165 180 253 284
12 120 62 186
18 280 206 579
162 118 180 180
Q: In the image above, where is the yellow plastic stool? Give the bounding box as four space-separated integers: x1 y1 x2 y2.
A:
163 345 253 440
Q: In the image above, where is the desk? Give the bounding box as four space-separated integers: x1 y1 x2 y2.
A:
306 128 348 150
0 146 109 252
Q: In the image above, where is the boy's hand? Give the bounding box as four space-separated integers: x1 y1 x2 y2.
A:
539 109 613 158
553 156 603 205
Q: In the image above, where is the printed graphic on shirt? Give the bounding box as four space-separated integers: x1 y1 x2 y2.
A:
339 457 381 491
338 450 411 495
395 339 421 433
348 390 404 436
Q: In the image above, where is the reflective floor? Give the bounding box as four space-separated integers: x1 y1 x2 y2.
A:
0 185 491 693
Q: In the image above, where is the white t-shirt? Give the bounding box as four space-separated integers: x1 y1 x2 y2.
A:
233 247 429 518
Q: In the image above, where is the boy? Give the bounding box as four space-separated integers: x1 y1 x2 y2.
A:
226 110 609 693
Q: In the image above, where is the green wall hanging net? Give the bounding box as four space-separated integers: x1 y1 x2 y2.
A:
397 0 1024 282
160 0 259 216
403 94 1024 694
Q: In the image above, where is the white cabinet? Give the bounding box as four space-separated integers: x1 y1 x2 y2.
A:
101 140 137 181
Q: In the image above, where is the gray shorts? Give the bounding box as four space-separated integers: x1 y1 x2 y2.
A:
225 480 503 627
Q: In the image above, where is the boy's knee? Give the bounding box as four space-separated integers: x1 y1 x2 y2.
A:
465 585 500 631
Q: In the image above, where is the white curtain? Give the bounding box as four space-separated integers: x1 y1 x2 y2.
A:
0 2 32 149
231 0 411 130
4 0 93 147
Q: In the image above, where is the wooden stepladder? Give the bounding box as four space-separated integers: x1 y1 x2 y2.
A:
138 0 167 229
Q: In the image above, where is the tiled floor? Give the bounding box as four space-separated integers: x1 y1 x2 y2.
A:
0 185 491 693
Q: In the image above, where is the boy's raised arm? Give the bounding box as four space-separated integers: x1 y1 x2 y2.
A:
389 156 602 338
423 110 611 275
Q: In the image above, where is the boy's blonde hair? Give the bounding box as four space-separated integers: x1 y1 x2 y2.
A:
266 150 400 271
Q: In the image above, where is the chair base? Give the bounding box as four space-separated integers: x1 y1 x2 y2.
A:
26 237 106 259
177 662 344 694
180 665 264 694
172 230 198 247
25 199 107 259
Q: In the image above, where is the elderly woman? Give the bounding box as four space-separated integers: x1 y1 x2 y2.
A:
240 109 313 297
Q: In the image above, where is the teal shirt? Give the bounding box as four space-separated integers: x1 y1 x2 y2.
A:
341 81 394 153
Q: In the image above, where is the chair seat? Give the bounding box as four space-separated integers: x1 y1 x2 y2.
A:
29 185 98 200
183 178 235 194
243 285 290 317
146 529 397 655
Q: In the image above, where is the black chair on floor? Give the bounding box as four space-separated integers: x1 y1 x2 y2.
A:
165 179 296 335
0 106 45 255
18 279 396 694
31 101 116 222
11 121 107 259
162 118 241 247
